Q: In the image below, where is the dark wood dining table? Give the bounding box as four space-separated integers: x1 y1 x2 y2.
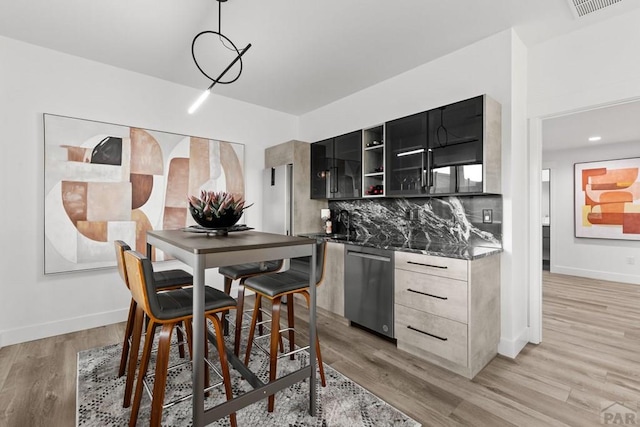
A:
146 229 317 426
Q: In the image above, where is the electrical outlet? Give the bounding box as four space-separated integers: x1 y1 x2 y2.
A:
626 256 636 265
482 209 493 224
406 208 420 221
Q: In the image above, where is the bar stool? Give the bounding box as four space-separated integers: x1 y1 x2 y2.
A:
218 260 283 355
114 240 193 408
124 250 238 427
242 240 327 412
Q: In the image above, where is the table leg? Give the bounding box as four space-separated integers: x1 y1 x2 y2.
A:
222 277 232 336
192 255 205 426
309 243 317 416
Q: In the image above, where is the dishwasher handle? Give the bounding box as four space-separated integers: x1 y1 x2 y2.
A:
346 251 391 262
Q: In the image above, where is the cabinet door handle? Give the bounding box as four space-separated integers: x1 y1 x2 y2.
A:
331 166 338 193
407 288 448 300
420 150 426 189
407 325 448 341
422 149 432 189
407 261 448 269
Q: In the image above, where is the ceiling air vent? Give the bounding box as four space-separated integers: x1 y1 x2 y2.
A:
566 0 623 18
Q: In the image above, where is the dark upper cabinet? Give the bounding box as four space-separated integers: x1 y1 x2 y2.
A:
310 130 362 199
385 95 501 196
310 138 333 199
385 112 428 196
334 131 363 198
427 96 484 194
311 95 501 199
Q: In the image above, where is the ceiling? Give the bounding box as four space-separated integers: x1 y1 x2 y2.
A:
542 100 640 151
1 0 639 115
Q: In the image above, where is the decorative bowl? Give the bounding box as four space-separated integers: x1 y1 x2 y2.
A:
188 205 242 229
187 191 251 229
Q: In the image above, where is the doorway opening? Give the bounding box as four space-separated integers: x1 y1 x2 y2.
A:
542 169 550 271
530 96 640 344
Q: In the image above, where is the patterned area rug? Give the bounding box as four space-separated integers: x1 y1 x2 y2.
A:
76 327 421 426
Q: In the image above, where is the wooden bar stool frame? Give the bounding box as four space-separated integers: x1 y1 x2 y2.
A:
242 241 328 412
123 250 237 427
114 240 191 408
219 261 284 355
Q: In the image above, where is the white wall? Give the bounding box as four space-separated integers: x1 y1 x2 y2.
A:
543 142 640 284
502 31 530 357
299 29 532 358
0 35 298 347
528 7 640 119
527 7 640 342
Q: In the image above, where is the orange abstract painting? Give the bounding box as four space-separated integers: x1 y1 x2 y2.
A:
575 158 640 240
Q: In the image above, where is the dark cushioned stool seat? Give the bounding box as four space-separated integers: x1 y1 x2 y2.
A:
137 251 235 321
243 270 309 298
219 261 282 280
153 269 193 289
219 260 283 340
155 287 236 320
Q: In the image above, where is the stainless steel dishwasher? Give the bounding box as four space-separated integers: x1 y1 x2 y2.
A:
344 244 394 339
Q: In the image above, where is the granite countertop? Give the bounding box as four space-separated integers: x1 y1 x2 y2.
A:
299 233 502 261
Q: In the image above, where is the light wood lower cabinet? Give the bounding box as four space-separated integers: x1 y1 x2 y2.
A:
395 307 468 366
395 269 468 323
394 251 500 379
317 242 345 316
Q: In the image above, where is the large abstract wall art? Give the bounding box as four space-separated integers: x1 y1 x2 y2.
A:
44 114 245 274
575 158 640 240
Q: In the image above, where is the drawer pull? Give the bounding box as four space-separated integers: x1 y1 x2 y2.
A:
407 325 448 341
407 288 448 300
407 261 447 269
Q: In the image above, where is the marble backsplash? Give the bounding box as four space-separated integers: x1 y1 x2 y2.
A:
328 196 502 248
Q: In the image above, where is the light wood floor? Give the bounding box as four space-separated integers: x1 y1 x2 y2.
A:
1 272 639 426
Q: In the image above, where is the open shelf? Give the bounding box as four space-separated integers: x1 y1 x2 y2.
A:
363 124 385 197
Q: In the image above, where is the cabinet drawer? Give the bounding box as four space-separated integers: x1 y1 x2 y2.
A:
395 269 467 323
395 305 468 367
395 251 468 281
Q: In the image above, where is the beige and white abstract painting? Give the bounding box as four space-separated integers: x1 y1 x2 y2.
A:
44 114 245 274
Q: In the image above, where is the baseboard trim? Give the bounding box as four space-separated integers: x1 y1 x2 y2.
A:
552 265 640 285
0 308 128 348
498 327 529 359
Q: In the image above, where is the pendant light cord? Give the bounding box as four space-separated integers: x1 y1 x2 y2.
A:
218 0 237 52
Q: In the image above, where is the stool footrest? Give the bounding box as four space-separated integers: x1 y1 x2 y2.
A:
278 346 310 359
142 356 224 410
252 330 308 360
227 308 269 330
128 324 188 356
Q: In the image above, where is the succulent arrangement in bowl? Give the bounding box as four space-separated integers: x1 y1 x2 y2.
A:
187 190 252 229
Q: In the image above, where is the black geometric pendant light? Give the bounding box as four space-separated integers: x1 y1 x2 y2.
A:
188 0 252 114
